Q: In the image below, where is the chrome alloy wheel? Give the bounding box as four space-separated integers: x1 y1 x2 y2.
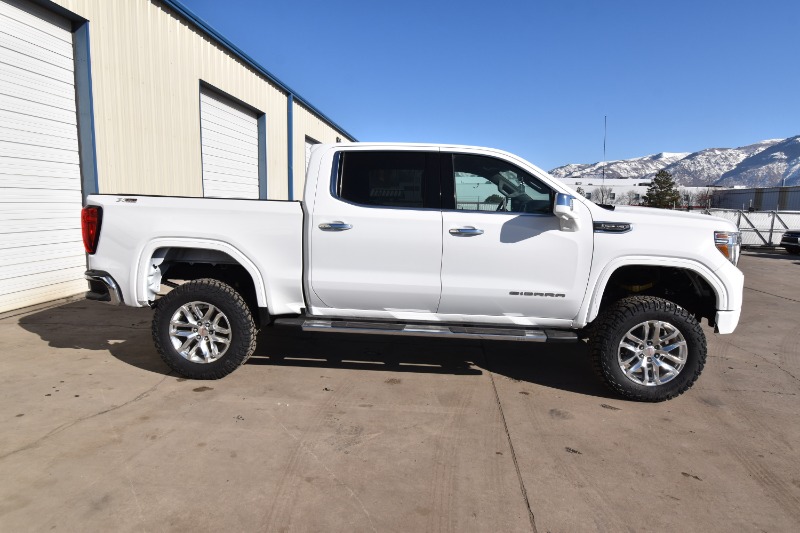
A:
169 301 232 363
618 320 687 386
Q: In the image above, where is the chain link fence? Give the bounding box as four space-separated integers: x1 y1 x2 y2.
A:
705 209 800 246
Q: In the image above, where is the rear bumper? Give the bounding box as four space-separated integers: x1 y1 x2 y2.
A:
85 270 124 305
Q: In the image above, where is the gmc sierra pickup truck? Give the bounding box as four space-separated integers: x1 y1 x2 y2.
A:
82 143 743 401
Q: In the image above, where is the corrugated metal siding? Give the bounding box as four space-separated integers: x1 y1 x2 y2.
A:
713 186 800 211
199 88 259 198
0 0 85 313
51 0 291 198
292 101 351 199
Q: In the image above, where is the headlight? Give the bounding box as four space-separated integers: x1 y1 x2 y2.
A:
714 231 741 266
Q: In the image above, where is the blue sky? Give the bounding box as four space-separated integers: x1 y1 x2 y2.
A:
181 0 800 171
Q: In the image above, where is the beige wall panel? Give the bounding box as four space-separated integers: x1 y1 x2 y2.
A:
291 101 350 199
51 0 291 198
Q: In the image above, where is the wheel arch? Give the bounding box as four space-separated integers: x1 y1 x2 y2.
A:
581 256 727 326
134 238 269 309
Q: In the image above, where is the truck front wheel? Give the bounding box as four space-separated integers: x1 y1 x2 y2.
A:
589 296 707 402
152 279 257 379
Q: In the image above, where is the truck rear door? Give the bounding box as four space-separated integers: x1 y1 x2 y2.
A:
306 148 443 314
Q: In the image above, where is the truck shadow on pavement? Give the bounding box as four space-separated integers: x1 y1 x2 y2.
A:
251 326 615 399
18 300 615 399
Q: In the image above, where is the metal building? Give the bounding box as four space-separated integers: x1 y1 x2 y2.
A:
712 186 800 212
0 0 355 313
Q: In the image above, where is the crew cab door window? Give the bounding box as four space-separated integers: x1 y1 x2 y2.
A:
452 154 553 214
337 151 439 209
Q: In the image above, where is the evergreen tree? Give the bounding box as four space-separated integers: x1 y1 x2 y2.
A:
643 170 681 209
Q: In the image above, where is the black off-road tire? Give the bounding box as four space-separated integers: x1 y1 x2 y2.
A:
589 296 707 402
152 279 257 379
785 247 800 255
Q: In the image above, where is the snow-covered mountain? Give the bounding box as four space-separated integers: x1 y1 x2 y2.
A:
549 152 690 182
661 139 780 186
715 137 800 187
549 137 800 188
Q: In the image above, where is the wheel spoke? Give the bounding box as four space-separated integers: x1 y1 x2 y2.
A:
202 304 217 321
650 321 662 343
179 305 197 325
661 328 681 344
172 330 194 338
189 303 205 321
198 339 210 362
624 332 644 345
661 341 687 354
661 351 686 365
621 353 639 366
641 360 650 384
178 336 196 353
628 358 643 374
653 358 678 383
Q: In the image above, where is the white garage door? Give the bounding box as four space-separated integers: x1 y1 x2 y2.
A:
0 0 85 314
199 88 260 199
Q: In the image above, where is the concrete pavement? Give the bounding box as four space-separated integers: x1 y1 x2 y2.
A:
1 251 799 532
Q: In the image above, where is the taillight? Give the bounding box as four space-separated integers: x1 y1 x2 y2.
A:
81 206 102 254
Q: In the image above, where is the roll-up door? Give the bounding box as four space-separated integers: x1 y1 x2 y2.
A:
199 88 259 199
0 0 85 313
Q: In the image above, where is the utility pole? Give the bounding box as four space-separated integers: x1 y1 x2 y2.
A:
602 115 607 185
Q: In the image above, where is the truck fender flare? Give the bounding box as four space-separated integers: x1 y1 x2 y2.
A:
580 256 727 325
134 238 269 308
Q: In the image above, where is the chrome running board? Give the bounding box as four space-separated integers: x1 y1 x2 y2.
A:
272 318 578 343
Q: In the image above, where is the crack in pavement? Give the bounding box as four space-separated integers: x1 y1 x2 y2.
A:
0 374 171 461
481 343 538 533
744 286 800 304
722 339 800 382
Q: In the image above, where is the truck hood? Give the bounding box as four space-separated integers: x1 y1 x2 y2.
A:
595 205 736 230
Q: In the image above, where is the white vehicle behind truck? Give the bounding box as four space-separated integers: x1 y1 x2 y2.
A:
82 143 743 401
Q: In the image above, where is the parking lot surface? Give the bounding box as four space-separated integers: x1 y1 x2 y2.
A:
1 251 799 532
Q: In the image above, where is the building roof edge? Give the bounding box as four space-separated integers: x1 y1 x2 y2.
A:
160 0 357 141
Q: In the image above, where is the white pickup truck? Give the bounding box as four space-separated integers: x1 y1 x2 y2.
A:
82 143 743 401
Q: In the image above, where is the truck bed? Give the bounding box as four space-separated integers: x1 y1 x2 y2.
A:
85 195 305 313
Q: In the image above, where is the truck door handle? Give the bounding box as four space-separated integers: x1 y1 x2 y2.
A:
319 222 353 231
449 226 484 236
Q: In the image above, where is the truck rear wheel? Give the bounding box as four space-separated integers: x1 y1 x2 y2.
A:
589 296 707 402
152 279 257 379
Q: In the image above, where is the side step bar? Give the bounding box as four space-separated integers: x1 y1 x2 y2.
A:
273 318 578 343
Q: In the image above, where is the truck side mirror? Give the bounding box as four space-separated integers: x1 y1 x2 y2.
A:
554 193 580 231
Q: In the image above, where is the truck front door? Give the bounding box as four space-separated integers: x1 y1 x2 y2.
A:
438 151 594 322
